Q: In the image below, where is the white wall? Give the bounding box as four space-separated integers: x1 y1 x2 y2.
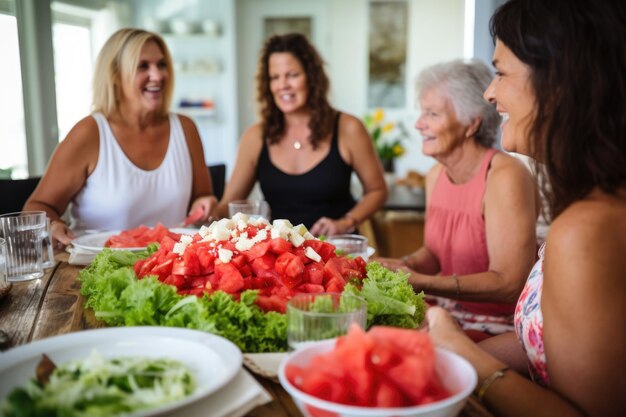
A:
130 0 239 171
234 0 466 178
129 0 503 178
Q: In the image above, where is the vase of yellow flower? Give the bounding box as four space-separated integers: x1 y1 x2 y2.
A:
364 108 409 173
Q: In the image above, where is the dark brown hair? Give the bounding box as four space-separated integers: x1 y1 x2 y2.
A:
256 33 335 148
490 0 626 218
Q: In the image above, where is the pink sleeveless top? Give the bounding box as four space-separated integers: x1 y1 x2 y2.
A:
425 148 516 319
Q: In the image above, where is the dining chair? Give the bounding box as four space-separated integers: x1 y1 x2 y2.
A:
208 163 226 200
0 177 41 215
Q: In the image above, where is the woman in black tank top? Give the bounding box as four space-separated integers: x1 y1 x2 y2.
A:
212 33 387 236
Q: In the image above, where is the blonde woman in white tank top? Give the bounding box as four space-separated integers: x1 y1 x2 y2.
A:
24 29 216 246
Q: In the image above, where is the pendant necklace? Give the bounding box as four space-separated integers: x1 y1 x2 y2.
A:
293 140 302 150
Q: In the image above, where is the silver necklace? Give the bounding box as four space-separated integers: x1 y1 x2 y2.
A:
293 140 302 150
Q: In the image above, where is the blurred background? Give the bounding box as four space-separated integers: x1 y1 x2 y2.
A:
0 0 505 181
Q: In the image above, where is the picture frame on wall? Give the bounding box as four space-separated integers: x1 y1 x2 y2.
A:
263 16 312 40
368 0 408 108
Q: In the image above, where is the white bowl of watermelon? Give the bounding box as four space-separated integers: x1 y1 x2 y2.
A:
278 325 477 417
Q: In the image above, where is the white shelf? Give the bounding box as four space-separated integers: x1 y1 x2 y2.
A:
175 107 216 118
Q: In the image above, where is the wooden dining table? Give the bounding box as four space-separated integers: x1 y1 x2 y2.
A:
0 254 494 417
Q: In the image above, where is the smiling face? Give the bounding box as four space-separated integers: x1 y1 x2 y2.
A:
120 40 168 113
415 88 469 160
483 40 536 155
268 52 308 114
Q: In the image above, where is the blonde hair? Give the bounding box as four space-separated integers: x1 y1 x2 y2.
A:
92 28 174 117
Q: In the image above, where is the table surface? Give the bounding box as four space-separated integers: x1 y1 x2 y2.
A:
0 257 493 417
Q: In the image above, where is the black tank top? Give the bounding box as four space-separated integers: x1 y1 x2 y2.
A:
257 113 356 228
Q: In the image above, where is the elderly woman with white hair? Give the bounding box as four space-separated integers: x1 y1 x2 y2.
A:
379 59 539 341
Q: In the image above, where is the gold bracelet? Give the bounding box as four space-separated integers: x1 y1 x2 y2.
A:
477 366 510 403
451 273 461 297
50 219 66 228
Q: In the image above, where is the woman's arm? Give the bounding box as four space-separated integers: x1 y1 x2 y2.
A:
180 115 216 220
211 124 264 218
427 307 584 417
23 116 99 246
378 164 442 274
310 113 388 236
408 154 538 302
478 331 530 376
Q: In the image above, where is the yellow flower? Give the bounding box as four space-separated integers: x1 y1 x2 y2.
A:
382 122 394 133
373 108 385 124
393 144 405 156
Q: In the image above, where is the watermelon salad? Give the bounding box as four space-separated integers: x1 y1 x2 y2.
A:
133 214 367 314
78 215 426 353
285 325 450 409
104 223 183 248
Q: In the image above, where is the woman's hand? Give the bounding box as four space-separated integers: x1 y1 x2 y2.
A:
424 306 475 355
50 220 75 248
189 195 218 223
310 216 353 237
377 256 410 272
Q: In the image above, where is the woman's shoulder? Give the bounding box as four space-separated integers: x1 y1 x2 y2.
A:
241 122 264 143
490 150 532 175
487 150 535 188
337 112 369 149
550 191 626 244
61 115 99 148
338 112 366 132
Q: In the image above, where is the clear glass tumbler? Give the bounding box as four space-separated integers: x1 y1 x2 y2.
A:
0 237 9 291
41 217 55 269
0 211 47 282
287 293 367 351
325 234 369 260
228 200 270 220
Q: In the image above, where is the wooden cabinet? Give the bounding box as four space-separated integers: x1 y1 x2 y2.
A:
370 211 424 258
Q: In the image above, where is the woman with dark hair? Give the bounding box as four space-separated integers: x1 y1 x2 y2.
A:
213 33 387 235
25 28 216 246
379 59 539 341
426 1 626 416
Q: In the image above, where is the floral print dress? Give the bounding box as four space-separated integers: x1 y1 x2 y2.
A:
514 243 551 386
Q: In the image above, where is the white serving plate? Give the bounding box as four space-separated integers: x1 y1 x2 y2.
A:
71 228 198 252
0 327 242 417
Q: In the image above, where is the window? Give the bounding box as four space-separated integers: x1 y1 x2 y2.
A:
52 7 94 141
0 1 28 178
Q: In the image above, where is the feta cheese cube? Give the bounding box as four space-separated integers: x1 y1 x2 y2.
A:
218 247 234 263
173 242 187 254
289 232 305 247
304 246 322 262
235 238 254 252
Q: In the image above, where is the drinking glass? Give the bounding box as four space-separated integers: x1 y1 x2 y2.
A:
41 218 55 269
325 234 369 259
0 211 47 282
0 237 8 291
287 293 367 351
228 200 270 220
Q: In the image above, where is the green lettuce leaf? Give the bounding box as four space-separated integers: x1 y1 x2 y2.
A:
78 250 287 353
343 261 426 329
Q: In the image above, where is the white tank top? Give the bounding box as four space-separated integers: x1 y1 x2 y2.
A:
70 112 192 231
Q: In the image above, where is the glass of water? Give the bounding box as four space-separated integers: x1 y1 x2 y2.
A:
0 211 47 282
325 234 369 260
0 237 9 292
41 218 55 269
228 200 270 220
287 293 367 351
